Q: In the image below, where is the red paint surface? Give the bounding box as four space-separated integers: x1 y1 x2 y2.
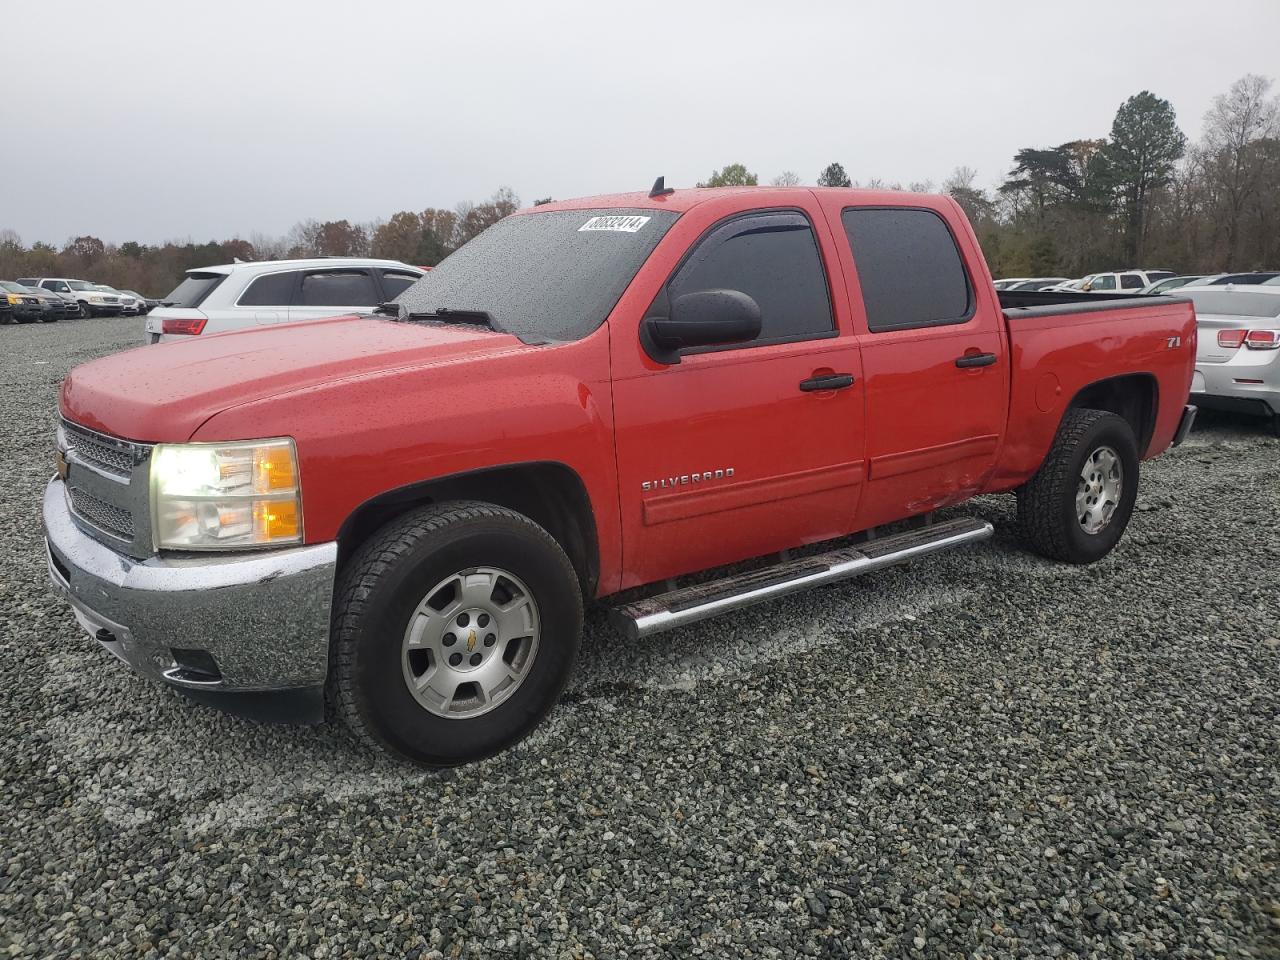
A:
60 188 1196 597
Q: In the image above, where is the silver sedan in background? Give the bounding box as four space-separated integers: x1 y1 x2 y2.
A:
1186 286 1280 436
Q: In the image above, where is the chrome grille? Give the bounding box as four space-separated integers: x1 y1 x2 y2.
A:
69 487 135 539
61 419 153 557
64 423 133 477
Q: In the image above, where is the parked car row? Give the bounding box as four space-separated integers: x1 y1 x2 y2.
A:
10 277 153 318
997 270 1280 296
1 280 74 323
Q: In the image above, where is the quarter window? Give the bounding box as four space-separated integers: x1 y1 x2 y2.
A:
668 212 833 346
239 271 298 306
297 270 378 307
841 208 972 332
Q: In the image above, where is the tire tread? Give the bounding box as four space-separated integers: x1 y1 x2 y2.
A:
1016 408 1130 562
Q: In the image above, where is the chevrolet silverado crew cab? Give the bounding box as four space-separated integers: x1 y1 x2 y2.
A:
43 184 1198 766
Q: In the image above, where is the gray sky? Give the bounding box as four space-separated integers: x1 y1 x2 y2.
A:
4 0 1278 246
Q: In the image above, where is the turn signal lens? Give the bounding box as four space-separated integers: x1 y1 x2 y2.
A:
255 499 300 540
254 444 297 491
151 438 302 550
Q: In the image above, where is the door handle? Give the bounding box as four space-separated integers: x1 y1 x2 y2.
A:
799 373 856 392
955 352 997 368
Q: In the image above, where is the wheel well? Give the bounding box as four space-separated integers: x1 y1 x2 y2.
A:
335 462 600 596
1067 374 1158 455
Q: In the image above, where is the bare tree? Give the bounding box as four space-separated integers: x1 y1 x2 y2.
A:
1199 74 1280 266
770 171 802 186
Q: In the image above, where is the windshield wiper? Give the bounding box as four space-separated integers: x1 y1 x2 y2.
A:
403 307 501 331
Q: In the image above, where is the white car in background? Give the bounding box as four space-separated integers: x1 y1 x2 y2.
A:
1185 285 1280 436
144 258 425 343
1004 277 1070 291
95 285 141 315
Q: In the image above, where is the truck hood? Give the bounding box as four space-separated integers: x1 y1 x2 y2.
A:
61 315 529 441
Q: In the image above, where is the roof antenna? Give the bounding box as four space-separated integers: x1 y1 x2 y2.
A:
649 176 675 198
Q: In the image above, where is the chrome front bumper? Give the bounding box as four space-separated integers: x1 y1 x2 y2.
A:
42 478 338 693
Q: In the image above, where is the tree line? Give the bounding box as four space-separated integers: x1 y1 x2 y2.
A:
702 74 1278 278
1 73 1275 295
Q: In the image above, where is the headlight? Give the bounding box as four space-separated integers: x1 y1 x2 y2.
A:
5 295 20 305
150 438 303 550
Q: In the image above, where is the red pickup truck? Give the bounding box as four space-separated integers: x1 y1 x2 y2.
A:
44 184 1197 766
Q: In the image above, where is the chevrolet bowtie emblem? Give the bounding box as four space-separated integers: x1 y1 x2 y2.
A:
466 630 477 652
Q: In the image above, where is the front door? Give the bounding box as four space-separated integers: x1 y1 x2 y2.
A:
611 204 866 589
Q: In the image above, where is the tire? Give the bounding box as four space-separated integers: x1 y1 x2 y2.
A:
1016 408 1139 564
78 302 92 319
330 500 583 766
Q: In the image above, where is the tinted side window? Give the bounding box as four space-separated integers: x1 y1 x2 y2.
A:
1121 274 1143 289
669 212 833 345
298 270 378 307
841 208 972 332
380 271 420 298
239 271 297 306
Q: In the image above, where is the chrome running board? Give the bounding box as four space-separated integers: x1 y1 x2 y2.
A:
610 517 993 640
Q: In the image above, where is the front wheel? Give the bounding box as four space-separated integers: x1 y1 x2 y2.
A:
330 501 583 766
1016 408 1139 564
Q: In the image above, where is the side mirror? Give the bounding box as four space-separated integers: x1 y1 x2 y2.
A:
1081 282 1093 292
643 289 762 363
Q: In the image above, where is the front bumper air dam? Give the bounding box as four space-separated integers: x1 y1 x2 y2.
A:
42 478 337 721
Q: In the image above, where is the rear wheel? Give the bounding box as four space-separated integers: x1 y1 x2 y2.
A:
330 501 583 766
1016 408 1139 564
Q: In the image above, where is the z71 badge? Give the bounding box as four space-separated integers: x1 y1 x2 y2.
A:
642 468 734 492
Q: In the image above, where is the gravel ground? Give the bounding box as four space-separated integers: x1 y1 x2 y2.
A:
2 315 1278 959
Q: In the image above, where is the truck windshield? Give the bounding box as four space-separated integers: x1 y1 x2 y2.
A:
1184 290 1280 318
394 208 679 342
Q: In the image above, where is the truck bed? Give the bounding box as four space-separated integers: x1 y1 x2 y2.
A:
987 290 1198 491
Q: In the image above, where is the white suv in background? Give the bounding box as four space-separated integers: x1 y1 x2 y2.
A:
1080 271 1172 294
144 258 426 343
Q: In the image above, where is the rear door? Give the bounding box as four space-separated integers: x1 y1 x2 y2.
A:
818 199 1010 530
289 268 382 322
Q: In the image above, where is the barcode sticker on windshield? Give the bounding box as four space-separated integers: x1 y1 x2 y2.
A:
579 215 651 233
